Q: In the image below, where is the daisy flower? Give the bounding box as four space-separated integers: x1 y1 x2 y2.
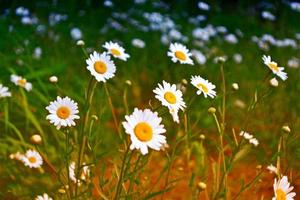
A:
262 55 288 81
191 75 216 98
167 43 194 65
46 96 80 130
22 149 43 168
35 193 53 200
86 51 116 82
122 108 167 155
10 74 32 91
272 176 296 200
153 81 186 123
103 41 130 61
239 131 259 146
69 161 90 185
0 84 11 98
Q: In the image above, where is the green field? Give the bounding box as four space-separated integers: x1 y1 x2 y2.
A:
0 1 300 199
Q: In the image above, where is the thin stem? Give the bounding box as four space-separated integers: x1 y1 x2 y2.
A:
114 145 130 200
277 135 283 178
65 130 72 200
75 78 97 200
104 83 122 140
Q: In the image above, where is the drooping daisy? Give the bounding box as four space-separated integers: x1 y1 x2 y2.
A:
10 74 32 91
46 96 80 130
35 193 53 200
191 75 216 98
69 161 90 185
122 108 167 155
267 164 278 174
153 81 186 123
22 149 43 168
0 84 11 98
262 55 288 81
86 51 116 82
103 41 130 61
167 43 194 65
272 176 296 200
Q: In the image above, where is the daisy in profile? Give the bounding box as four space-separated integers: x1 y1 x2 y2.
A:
35 193 53 200
262 55 288 81
167 43 194 65
46 96 80 130
10 74 32 91
86 51 116 82
69 161 90 185
272 176 296 200
191 75 216 98
122 108 167 155
153 81 186 123
22 149 43 168
0 84 11 98
103 41 130 61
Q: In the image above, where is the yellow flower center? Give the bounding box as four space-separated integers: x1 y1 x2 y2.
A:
110 48 121 56
17 79 27 87
94 61 107 74
197 83 209 93
164 91 177 104
268 62 279 72
276 189 286 200
134 122 153 142
175 51 186 61
56 106 71 119
28 156 37 163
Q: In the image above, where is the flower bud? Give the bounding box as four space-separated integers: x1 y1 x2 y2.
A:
197 182 207 190
30 134 42 144
208 107 216 114
49 76 58 83
76 40 85 46
232 83 239 90
199 134 205 140
181 79 188 85
125 80 132 86
270 78 278 87
282 125 291 133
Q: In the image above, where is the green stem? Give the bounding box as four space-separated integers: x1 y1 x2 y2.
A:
114 145 130 200
104 83 122 141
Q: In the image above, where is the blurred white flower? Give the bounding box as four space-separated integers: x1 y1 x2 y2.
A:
104 0 114 7
224 34 238 44
191 49 206 65
287 57 300 68
131 38 145 48
70 27 82 40
267 164 278 174
290 2 300 12
11 74 32 91
198 1 210 11
240 131 259 146
262 11 276 21
33 47 42 59
233 53 242 63
35 193 53 200
0 84 11 98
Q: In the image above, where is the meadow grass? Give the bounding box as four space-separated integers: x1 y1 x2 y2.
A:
0 1 300 199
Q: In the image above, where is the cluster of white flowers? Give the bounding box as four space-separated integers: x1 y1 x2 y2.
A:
239 131 259 146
